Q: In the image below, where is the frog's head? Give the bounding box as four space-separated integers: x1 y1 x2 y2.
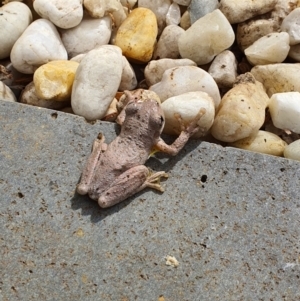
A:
125 98 165 136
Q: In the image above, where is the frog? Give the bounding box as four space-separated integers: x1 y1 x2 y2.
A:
76 89 206 208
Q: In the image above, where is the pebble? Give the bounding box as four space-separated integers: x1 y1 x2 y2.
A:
219 0 277 24
144 58 197 86
0 2 32 59
60 15 112 58
268 92 300 134
83 0 120 18
230 131 287 157
33 60 79 101
281 7 300 45
251 64 300 97
180 11 191 30
33 0 83 29
20 82 70 110
120 0 137 9
149 66 221 108
71 45 123 120
237 18 278 51
288 44 300 62
173 0 191 5
211 73 270 142
284 140 300 161
0 82 17 102
245 32 290 66
178 9 235 65
188 0 219 24
166 2 181 26
138 0 171 34
119 56 137 91
11 19 67 74
161 91 215 138
208 50 238 88
153 25 185 60
114 8 158 63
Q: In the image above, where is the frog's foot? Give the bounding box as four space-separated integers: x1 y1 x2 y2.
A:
174 108 206 137
143 168 169 192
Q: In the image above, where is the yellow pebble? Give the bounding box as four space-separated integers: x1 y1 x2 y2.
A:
34 60 79 101
114 7 158 64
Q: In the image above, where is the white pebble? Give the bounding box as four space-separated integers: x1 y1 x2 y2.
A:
144 58 197 86
288 44 300 62
269 92 300 134
71 45 123 120
251 64 300 97
0 82 17 102
60 15 112 59
284 139 300 161
178 9 235 65
208 50 237 88
0 2 32 59
153 25 184 60
161 91 215 137
33 0 83 29
281 7 300 45
119 56 137 91
149 66 221 108
11 19 67 74
219 0 277 24
83 0 120 18
245 32 290 66
166 2 181 26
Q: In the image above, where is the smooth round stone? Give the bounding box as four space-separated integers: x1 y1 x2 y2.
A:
230 131 287 157
0 2 32 59
219 0 277 24
33 0 83 29
119 56 137 91
138 0 171 34
114 8 158 63
11 19 67 74
281 7 300 45
0 82 17 102
145 58 197 86
173 0 191 5
269 92 300 134
83 0 120 18
178 9 235 65
211 73 270 143
161 91 215 138
208 50 238 88
166 2 181 26
60 15 112 58
34 60 79 101
20 82 70 109
245 32 290 66
71 45 123 120
284 139 300 161
188 0 219 24
237 18 278 51
288 44 300 62
153 25 184 60
251 64 300 97
149 66 221 108
180 11 191 30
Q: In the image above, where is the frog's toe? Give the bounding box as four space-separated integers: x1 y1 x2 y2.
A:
77 183 89 195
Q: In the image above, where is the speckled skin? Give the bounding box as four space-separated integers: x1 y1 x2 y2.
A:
77 90 205 208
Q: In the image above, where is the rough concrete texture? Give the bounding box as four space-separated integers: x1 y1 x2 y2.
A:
0 100 300 301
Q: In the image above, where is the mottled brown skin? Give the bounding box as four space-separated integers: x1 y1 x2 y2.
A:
77 90 205 208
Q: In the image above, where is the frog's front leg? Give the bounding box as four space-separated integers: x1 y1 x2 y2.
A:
98 166 168 208
77 133 107 195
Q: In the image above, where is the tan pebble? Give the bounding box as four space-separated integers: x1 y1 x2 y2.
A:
114 8 158 63
0 82 17 102
180 10 191 30
230 131 287 157
284 139 300 161
211 73 269 142
34 60 79 101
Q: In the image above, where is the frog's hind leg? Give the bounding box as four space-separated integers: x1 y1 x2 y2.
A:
77 133 107 195
98 166 168 208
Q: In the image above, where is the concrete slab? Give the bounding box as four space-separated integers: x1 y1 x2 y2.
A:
0 100 300 301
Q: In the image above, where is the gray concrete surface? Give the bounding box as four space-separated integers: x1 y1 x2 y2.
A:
0 100 300 301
